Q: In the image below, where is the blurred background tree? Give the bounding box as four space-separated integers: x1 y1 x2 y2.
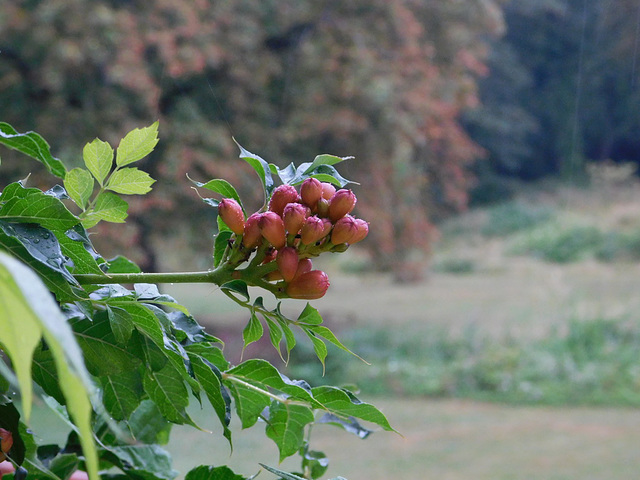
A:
4 0 640 280
0 0 503 279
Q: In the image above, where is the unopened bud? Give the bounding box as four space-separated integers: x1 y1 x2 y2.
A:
316 198 330 218
350 218 369 244
321 182 336 200
265 270 284 282
300 216 326 245
294 258 313 279
277 247 299 282
283 202 309 235
259 211 286 249
300 178 323 208
218 198 245 235
286 270 330 300
328 189 357 222
268 185 299 217
331 215 358 244
243 213 263 248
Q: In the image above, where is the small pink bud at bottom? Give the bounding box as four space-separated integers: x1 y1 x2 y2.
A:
283 202 310 235
321 182 336 200
218 198 245 235
294 258 313 279
269 185 299 217
277 246 299 282
286 270 330 300
243 213 263 248
259 211 286 249
328 189 357 222
301 177 323 208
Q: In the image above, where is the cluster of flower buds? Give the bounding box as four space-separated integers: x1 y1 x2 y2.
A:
217 178 368 300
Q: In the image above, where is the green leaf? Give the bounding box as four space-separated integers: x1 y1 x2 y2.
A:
234 139 274 203
61 224 105 275
317 413 373 439
243 311 263 351
0 398 27 464
302 154 352 175
310 164 354 187
0 182 79 231
83 191 128 227
193 178 243 209
213 230 232 267
259 464 306 480
296 303 324 325
189 355 232 444
220 280 250 302
0 221 76 284
185 465 245 480
102 444 177 480
311 386 396 433
265 402 314 461
0 122 67 178
301 447 329 479
106 167 155 195
304 330 328 370
116 121 159 167
305 325 366 363
125 400 172 445
0 251 100 480
83 138 114 186
101 370 143 421
64 168 94 209
143 362 194 426
106 255 141 274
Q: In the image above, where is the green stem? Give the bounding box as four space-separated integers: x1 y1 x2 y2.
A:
74 266 233 285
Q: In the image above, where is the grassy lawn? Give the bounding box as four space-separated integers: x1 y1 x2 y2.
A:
166 398 640 480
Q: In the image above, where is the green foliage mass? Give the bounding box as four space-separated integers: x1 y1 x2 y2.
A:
0 122 393 480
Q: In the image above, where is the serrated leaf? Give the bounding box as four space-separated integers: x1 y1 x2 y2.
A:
296 303 324 325
234 139 274 204
0 122 67 178
275 162 297 185
143 363 193 426
193 178 243 209
189 355 232 445
221 280 250 302
116 121 159 167
185 465 245 480
83 191 128 227
311 164 355 187
311 386 396 433
106 167 155 195
106 255 141 274
243 311 264 351
265 402 315 461
101 370 143 421
303 154 352 175
62 224 104 275
213 230 232 267
64 168 94 210
102 444 177 480
0 182 79 231
125 400 172 445
83 138 113 185
305 325 366 363
304 329 328 370
317 413 373 439
260 464 307 480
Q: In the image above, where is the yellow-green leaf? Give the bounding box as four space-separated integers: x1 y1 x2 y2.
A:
116 122 159 167
83 138 113 186
64 168 94 209
106 168 155 195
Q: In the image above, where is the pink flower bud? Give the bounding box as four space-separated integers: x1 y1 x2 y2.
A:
218 198 245 235
328 189 357 222
300 178 323 208
243 213 263 248
350 218 369 244
320 218 333 238
286 270 330 300
268 185 299 217
331 215 358 244
276 246 299 282
259 211 286 249
282 202 310 235
300 215 326 245
321 182 336 200
294 258 313 279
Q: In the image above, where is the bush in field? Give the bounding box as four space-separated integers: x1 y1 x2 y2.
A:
0 122 394 480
